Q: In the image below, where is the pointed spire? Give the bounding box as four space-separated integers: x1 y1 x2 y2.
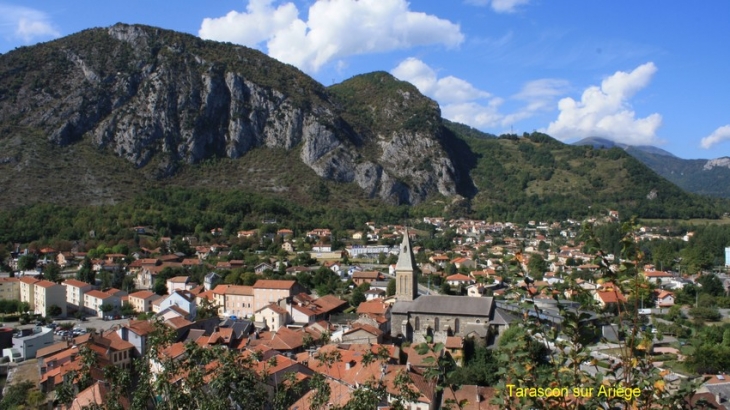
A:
395 228 417 273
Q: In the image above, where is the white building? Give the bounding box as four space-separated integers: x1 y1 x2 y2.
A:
12 327 54 360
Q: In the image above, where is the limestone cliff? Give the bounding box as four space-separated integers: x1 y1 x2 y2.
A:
0 24 466 205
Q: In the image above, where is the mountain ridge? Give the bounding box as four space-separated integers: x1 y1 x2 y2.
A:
573 137 730 198
0 23 724 220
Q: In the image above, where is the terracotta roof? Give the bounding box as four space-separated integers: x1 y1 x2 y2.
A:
19 276 39 285
441 385 499 410
446 273 472 282
36 342 72 359
356 298 389 316
225 285 254 296
445 336 463 349
313 295 347 313
129 290 157 300
165 316 193 329
344 323 383 337
125 320 156 336
66 381 131 410
259 303 288 315
253 279 296 290
0 277 19 283
595 289 627 304
85 289 113 300
101 331 134 351
167 276 190 283
35 279 59 288
352 271 380 279
62 279 92 288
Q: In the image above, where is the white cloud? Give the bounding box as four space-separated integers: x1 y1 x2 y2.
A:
465 0 530 13
392 57 569 130
700 125 730 149
545 62 662 145
392 57 505 128
0 4 59 43
502 78 570 124
391 57 489 104
199 0 463 73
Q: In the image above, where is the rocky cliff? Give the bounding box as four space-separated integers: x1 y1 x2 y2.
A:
0 24 462 205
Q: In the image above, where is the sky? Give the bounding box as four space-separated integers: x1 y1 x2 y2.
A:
0 0 728 159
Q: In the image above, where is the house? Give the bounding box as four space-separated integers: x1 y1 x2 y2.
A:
254 263 273 274
63 279 94 312
281 241 295 254
237 229 257 238
307 228 332 240
445 273 475 287
157 290 197 319
204 272 221 291
356 298 392 334
127 290 161 314
450 257 475 270
655 290 675 308
257 303 289 331
252 280 301 313
593 284 627 308
351 270 382 286
33 280 67 317
166 276 192 293
341 324 383 344
213 284 254 318
116 320 156 357
311 243 332 253
277 228 294 238
642 270 675 286
365 288 386 300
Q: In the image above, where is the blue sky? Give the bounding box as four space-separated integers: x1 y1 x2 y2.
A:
0 0 728 159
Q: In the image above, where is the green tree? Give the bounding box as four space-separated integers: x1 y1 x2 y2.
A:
17 254 38 271
527 254 547 279
350 286 366 307
43 262 62 283
46 304 62 318
99 303 114 317
386 278 396 296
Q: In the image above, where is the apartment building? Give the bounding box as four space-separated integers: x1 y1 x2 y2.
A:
0 278 20 301
33 280 67 317
84 290 121 318
62 279 94 311
19 277 39 311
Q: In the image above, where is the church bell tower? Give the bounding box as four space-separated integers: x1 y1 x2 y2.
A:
395 228 419 301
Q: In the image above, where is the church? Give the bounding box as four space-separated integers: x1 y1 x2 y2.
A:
390 230 512 344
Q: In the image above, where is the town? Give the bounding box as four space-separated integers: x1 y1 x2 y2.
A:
0 212 729 409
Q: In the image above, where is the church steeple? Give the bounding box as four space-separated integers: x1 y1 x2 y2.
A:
395 228 418 301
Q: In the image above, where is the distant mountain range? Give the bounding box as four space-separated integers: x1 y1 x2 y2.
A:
574 137 730 198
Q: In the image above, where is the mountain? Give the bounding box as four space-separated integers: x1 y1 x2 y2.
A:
0 24 724 220
574 137 677 157
574 138 730 198
0 23 461 208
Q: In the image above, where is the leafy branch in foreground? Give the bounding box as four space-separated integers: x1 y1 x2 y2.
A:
492 220 702 409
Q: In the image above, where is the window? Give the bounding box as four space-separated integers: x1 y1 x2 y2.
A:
454 318 460 333
415 316 420 331
434 317 440 332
